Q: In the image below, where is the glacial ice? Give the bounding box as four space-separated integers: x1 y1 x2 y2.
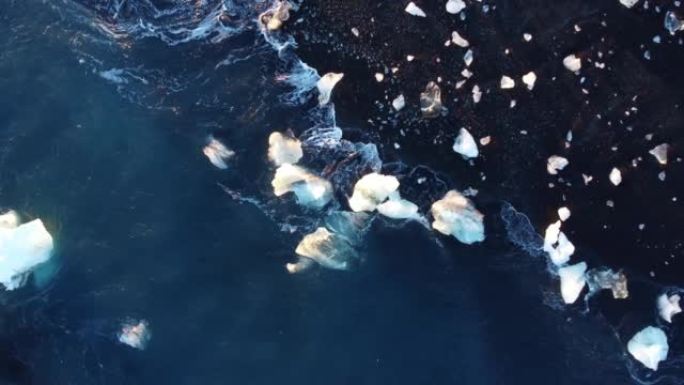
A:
547 155 569 175
627 326 669 371
377 197 420 220
649 143 669 165
348 173 400 212
558 262 587 304
0 215 54 290
586 268 629 299
543 221 575 266
657 294 681 323
272 164 333 208
420 81 446 118
118 320 151 350
291 227 357 272
317 72 344 105
446 0 466 14
203 137 234 169
452 127 479 159
430 190 485 244
405 2 427 17
563 54 582 72
268 131 303 166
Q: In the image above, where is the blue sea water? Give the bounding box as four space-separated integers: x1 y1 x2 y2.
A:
0 1 680 384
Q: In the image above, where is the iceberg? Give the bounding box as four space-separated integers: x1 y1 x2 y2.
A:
627 326 669 371
392 94 406 111
558 262 587 304
377 197 420 220
268 131 303 166
586 268 629 299
452 127 479 159
405 2 427 17
118 320 151 350
657 294 681 323
446 0 466 14
648 143 669 165
563 54 582 72
290 227 358 273
0 214 54 290
543 220 575 266
348 173 400 212
431 190 485 244
547 155 569 175
202 137 234 169
272 164 333 208
557 207 571 222
451 31 469 47
619 0 639 8
317 72 344 105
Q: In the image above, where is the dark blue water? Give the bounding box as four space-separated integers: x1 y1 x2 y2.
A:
0 1 681 384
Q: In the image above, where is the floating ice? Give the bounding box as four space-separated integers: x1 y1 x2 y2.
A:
665 11 684 35
118 320 151 350
557 207 571 222
563 54 582 72
405 2 427 17
522 71 537 90
420 81 445 118
348 173 400 212
272 164 333 208
547 155 569 175
472 84 482 103
203 137 234 169
290 227 357 272
586 268 629 299
452 127 479 159
619 0 639 8
609 167 622 186
451 31 469 47
558 262 587 304
0 215 54 290
431 190 485 244
627 326 669 371
268 131 303 166
377 197 420 220
500 76 515 90
259 1 293 31
446 0 466 14
543 220 575 266
657 294 681 323
317 72 344 105
649 143 669 165
392 94 406 111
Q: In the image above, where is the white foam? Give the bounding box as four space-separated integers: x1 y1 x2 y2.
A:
649 143 669 165
452 128 479 159
609 167 622 186
522 71 537 90
392 94 406 111
348 173 400 212
317 72 344 105
558 262 587 304
431 190 485 244
268 132 303 166
657 294 681 323
627 326 669 371
0 217 54 290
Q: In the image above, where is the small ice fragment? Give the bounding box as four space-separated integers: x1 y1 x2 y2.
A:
268 131 302 166
649 143 669 165
619 0 639 8
657 294 681 323
0 217 54 290
272 164 333 208
523 33 533 42
472 85 482 103
317 72 344 105
480 136 491 146
586 268 629 299
446 0 466 14
377 198 420 220
203 137 234 169
351 27 359 37
558 262 588 304
293 227 357 272
522 71 537 90
451 31 470 47
405 2 427 17
627 326 669 371
118 320 151 350
374 73 384 82
547 155 569 175
348 173 400 212
452 127 479 159
609 167 622 186
431 190 485 244
558 207 571 221
500 76 515 90
563 54 582 72
543 221 575 266
392 94 406 111
420 81 446 118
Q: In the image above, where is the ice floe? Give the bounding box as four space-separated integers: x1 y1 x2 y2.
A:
405 2 427 17
0 214 54 290
203 137 234 169
627 326 669 371
586 268 629 299
657 294 681 323
377 197 420 220
547 155 569 175
563 54 582 73
272 164 333 208
291 227 357 272
522 71 537 90
609 167 622 186
118 320 151 350
500 76 515 90
268 131 303 166
452 127 479 159
558 262 587 304
649 143 669 165
451 31 469 47
317 72 344 105
431 190 485 244
420 81 445 118
348 173 400 212
392 94 406 111
543 220 575 266
557 207 571 222
446 0 466 14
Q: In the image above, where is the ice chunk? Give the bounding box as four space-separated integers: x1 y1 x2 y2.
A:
431 190 485 244
649 143 669 165
348 173 400 212
118 320 151 350
586 268 629 299
563 54 582 72
543 221 575 266
446 0 466 14
657 294 681 323
557 207 571 222
405 2 427 17
547 155 569 175
392 94 406 111
609 167 622 186
420 81 446 118
272 164 333 208
558 262 587 304
451 31 469 47
500 76 515 90
259 1 293 31
268 132 303 166
452 127 479 159
0 210 19 229
377 197 420 220
472 84 482 103
522 71 537 90
665 11 684 35
627 326 669 371
292 227 357 272
203 137 234 169
619 0 639 8
0 217 54 290
317 72 344 105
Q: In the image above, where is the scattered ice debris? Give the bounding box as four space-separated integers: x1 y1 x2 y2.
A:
348 173 400 213
558 207 571 222
203 137 234 170
316 72 344 105
268 131 303 166
665 11 684 35
649 143 669 165
374 73 384 82
451 31 469 47
558 262 588 304
627 326 669 371
543 220 575 266
522 71 537 90
563 54 582 73
392 94 406 111
547 155 569 175
377 198 420 220
446 0 466 14
619 0 639 8
586 268 629 299
405 2 427 17
472 85 482 103
500 76 515 90
0 214 54 290
430 190 485 244
259 0 292 31
609 167 622 186
272 164 333 208
291 227 357 272
657 294 681 323
420 81 446 118
118 320 151 350
452 127 479 159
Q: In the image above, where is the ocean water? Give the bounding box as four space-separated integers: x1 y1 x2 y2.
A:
0 0 681 384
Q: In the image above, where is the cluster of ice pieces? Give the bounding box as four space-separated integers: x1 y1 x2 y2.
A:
0 211 54 290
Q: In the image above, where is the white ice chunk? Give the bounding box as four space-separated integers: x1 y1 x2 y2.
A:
377 197 420 220
203 137 234 169
118 320 151 350
472 85 482 103
500 76 515 90
609 167 622 186
657 294 681 323
392 94 406 111
293 227 357 271
405 2 427 17
431 190 485 244
558 207 571 221
558 262 587 304
0 218 54 290
348 173 400 212
268 131 303 166
446 0 466 14
649 143 669 165
317 72 344 105
619 0 639 8
272 164 333 208
0 210 19 230
522 71 537 90
543 220 575 266
451 31 470 47
627 326 669 371
547 155 569 175
452 127 479 159
563 54 582 72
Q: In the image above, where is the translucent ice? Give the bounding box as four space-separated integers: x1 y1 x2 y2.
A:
627 326 669 371
420 81 446 118
431 190 485 244
317 72 344 105
558 262 587 304
452 127 479 159
348 173 400 212
547 155 569 175
291 227 358 272
118 320 151 350
0 215 54 290
563 54 582 72
377 197 420 220
268 131 303 166
665 11 684 35
203 137 234 169
586 268 629 299
543 220 575 266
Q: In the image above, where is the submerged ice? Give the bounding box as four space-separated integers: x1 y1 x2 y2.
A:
0 212 54 290
290 226 357 273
